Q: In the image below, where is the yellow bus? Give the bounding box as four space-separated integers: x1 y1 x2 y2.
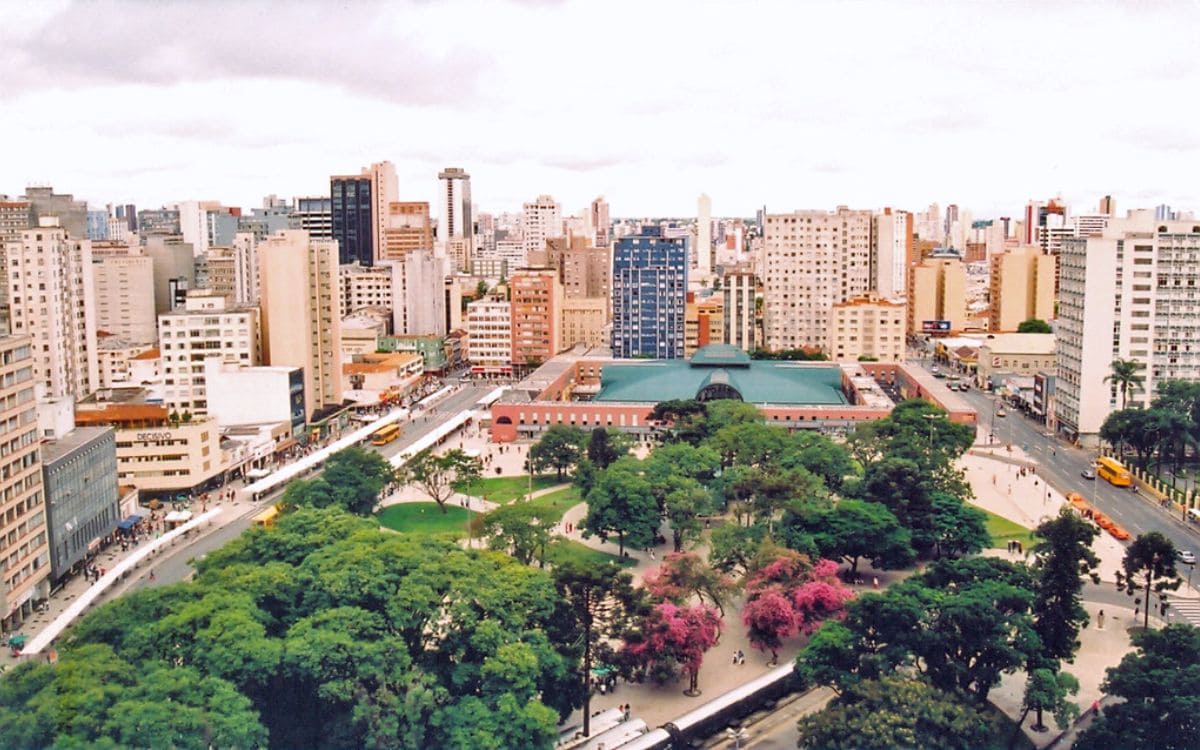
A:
1095 456 1132 487
252 506 279 528
371 423 401 446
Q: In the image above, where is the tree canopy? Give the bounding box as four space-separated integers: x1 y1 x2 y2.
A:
528 425 587 479
281 446 393 516
395 448 483 513
1016 318 1052 333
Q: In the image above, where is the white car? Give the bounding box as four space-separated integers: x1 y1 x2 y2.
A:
1180 550 1196 566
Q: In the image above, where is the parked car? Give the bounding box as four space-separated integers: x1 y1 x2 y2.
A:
1081 468 1096 480
1179 550 1196 565
995 409 1007 417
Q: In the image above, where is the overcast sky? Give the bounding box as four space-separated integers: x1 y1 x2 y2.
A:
2 0 1198 219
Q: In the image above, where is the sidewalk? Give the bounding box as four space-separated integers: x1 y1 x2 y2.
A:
1 497 255 668
960 446 1134 747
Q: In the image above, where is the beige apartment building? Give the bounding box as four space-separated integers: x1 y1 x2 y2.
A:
258 230 344 420
0 336 50 629
684 294 724 357
96 335 156 389
75 393 223 496
510 269 562 368
723 270 757 352
761 207 873 351
908 256 968 334
561 298 607 349
466 297 512 376
158 290 259 415
4 218 98 400
92 245 156 344
530 235 611 302
976 333 1056 385
381 202 433 260
828 294 906 362
989 245 1055 331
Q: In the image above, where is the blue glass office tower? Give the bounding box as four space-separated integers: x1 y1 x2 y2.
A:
330 176 374 265
612 226 688 359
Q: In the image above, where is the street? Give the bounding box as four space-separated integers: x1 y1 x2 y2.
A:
134 383 495 590
923 362 1200 559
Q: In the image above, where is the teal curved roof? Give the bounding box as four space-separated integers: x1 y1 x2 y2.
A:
689 344 751 367
594 357 848 405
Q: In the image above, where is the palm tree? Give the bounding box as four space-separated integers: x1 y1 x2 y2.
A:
1105 358 1144 409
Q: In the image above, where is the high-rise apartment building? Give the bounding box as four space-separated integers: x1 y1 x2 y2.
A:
136 208 181 236
87 209 109 241
1056 215 1200 444
293 196 333 240
522 195 563 259
722 270 756 352
340 261 401 321
760 207 873 351
330 174 373 266
400 250 447 337
591 196 610 247
907 256 968 334
510 269 562 368
158 291 259 415
4 219 98 400
828 294 906 362
561 298 607 349
696 194 712 277
92 243 156 344
988 246 1055 332
612 226 688 359
381 201 433 260
145 236 196 314
23 186 87 241
873 208 913 300
437 168 473 271
258 230 343 420
0 336 49 629
466 296 512 376
530 236 611 301
0 200 34 243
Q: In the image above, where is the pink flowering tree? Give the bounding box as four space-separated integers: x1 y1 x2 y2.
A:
741 554 853 664
643 552 738 616
623 601 722 696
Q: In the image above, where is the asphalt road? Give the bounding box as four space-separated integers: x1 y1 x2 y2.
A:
920 363 1200 558
133 383 496 590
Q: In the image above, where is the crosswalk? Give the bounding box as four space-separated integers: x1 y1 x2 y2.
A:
1166 597 1200 627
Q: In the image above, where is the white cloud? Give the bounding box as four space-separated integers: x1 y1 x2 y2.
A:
0 0 1198 217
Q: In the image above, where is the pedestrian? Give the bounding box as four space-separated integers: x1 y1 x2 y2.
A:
872 576 880 590
1097 610 1105 629
732 652 738 665
648 549 655 560
738 650 745 665
1091 699 1100 714
149 570 156 582
624 704 631 722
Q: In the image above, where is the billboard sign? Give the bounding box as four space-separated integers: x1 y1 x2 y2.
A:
922 320 952 333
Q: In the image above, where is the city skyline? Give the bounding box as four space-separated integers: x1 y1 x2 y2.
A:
2 1 1199 218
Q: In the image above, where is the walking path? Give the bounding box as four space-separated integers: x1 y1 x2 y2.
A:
959 435 1158 748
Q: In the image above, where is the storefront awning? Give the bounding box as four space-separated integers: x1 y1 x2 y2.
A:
116 514 143 530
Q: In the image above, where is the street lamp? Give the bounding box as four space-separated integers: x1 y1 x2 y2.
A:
923 413 946 452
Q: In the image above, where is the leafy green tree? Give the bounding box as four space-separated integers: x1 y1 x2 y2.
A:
1121 531 1182 628
1100 407 1161 464
321 446 394 515
395 448 483 513
552 562 643 738
1105 357 1144 409
581 458 659 555
1075 625 1200 750
780 431 856 492
1018 667 1080 735
1030 508 1100 663
796 676 991 750
1017 318 1052 333
482 502 555 566
707 521 767 575
649 399 708 444
528 425 587 479
586 427 627 470
784 499 915 577
928 492 990 559
663 480 715 552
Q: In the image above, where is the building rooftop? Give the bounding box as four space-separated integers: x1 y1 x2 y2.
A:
977 333 1056 355
41 426 113 465
595 346 848 405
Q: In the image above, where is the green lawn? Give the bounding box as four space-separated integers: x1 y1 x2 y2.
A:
471 474 563 503
544 539 634 568
518 486 584 524
377 503 469 538
980 508 1039 550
